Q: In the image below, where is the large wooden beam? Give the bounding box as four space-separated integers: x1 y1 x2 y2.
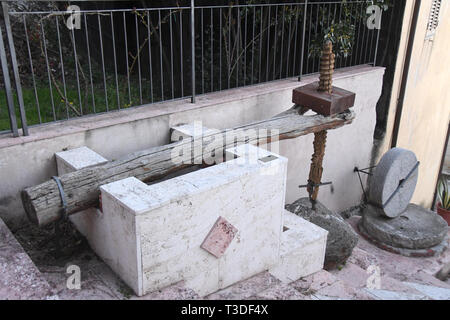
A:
22 110 355 227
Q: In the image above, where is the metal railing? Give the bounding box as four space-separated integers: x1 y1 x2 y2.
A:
0 0 383 137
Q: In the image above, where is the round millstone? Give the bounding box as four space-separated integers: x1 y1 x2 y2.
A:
369 148 419 218
360 204 448 251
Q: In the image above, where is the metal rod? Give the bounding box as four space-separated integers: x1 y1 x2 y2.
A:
2 2 28 135
70 20 83 115
135 13 142 104
84 14 96 113
251 6 255 85
11 7 192 16
266 5 271 82
236 6 240 88
359 3 366 65
244 7 247 86
159 10 164 101
259 6 263 83
298 0 308 81
170 10 174 99
111 13 120 109
285 4 292 78
228 6 231 88
210 8 214 92
374 10 382 66
279 5 285 79
23 15 41 123
364 9 371 64
346 2 354 67
272 6 278 80
179 10 184 97
55 16 69 119
315 4 320 73
98 14 109 111
147 11 154 103
123 12 131 104
337 3 343 68
201 8 204 93
292 5 300 76
219 7 222 91
306 4 312 74
0 25 19 137
191 0 195 103
353 2 362 66
40 20 56 121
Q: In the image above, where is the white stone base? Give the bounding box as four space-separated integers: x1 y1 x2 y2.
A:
55 145 327 297
55 147 115 271
269 210 328 283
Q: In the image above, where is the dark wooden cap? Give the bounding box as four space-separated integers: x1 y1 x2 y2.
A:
292 82 356 116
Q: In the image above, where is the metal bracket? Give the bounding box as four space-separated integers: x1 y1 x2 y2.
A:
299 180 334 210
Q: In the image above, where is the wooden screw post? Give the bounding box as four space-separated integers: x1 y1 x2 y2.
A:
318 41 335 94
293 40 356 209
307 41 335 208
307 130 328 205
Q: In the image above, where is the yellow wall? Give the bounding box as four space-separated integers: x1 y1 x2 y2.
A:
381 0 450 208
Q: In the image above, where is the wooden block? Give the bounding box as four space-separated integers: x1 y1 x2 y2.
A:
292 82 355 116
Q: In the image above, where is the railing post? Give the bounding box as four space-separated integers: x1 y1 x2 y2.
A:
0 25 18 137
190 0 196 103
2 2 28 136
298 0 308 81
374 10 382 66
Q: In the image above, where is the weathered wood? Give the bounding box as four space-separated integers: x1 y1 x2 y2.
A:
22 110 355 227
308 130 328 202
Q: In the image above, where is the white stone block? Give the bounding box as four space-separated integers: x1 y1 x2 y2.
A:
55 145 327 297
55 146 107 174
100 144 288 296
269 210 328 283
55 147 118 285
170 123 218 142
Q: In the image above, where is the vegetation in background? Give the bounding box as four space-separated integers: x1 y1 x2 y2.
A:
437 178 450 210
0 0 392 132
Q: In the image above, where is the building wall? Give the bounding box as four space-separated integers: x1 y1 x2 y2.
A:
379 0 450 208
0 66 384 228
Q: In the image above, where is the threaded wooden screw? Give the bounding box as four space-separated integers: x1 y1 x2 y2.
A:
318 41 335 94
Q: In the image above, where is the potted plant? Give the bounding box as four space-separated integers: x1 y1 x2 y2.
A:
437 177 450 225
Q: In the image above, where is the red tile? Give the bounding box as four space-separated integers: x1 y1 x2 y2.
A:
201 217 238 258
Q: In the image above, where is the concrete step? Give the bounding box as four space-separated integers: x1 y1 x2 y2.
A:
205 271 281 300
269 210 328 283
0 218 56 300
291 269 374 300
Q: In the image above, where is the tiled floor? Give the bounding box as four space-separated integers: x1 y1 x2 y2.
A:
1 215 449 300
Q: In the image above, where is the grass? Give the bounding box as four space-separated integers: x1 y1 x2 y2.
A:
0 76 164 132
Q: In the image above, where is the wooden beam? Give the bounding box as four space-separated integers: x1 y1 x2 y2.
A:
21 110 355 227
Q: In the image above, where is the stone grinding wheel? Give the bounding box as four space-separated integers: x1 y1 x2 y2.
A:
369 148 419 218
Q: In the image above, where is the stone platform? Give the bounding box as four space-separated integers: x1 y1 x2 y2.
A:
359 204 448 257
